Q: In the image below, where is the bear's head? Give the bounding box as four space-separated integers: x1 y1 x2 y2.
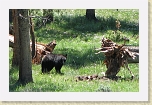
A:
61 54 67 64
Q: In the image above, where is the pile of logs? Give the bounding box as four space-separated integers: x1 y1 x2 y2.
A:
95 37 139 79
9 34 57 64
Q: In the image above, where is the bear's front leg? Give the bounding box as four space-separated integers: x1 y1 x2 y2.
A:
55 66 64 75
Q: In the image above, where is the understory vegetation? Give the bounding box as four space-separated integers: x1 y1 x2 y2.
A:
9 9 139 92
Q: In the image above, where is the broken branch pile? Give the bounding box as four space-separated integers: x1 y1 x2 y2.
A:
75 74 110 82
9 34 57 64
95 37 137 79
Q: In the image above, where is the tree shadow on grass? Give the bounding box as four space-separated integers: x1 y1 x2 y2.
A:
33 12 139 70
56 47 105 70
35 14 139 42
56 15 138 34
9 79 66 92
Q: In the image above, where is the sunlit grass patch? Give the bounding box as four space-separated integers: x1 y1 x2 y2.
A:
9 9 139 92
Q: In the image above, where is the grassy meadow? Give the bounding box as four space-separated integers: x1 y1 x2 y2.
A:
9 9 139 92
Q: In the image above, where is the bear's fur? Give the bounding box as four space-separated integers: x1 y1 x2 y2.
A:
41 53 67 74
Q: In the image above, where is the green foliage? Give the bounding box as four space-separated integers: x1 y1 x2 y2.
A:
29 9 44 28
9 9 139 92
29 9 43 16
96 84 111 92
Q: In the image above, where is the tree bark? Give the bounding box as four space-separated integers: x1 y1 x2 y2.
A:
17 9 33 84
9 9 13 23
86 9 97 20
12 9 20 67
29 17 36 59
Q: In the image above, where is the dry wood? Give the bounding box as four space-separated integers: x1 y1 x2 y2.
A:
95 37 138 79
9 34 57 64
123 45 139 63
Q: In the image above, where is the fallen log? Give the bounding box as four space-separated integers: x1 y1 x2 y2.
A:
124 45 139 63
9 34 14 48
95 43 139 63
9 34 14 43
127 52 139 63
9 34 56 52
9 34 57 64
95 37 138 79
124 45 139 53
31 41 57 64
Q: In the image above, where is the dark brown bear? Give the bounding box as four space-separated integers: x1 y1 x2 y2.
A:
41 53 67 74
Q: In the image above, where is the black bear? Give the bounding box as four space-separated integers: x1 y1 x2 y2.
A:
41 53 67 74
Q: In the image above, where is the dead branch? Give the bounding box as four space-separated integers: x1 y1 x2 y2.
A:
9 34 57 64
95 37 138 79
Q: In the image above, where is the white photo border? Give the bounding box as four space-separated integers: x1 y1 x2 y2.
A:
0 0 148 101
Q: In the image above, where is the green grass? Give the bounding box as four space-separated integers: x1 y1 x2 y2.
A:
9 9 139 92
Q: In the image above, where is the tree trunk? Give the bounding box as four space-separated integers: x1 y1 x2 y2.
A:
9 9 13 23
17 9 33 84
12 9 20 67
29 17 36 59
86 9 97 20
